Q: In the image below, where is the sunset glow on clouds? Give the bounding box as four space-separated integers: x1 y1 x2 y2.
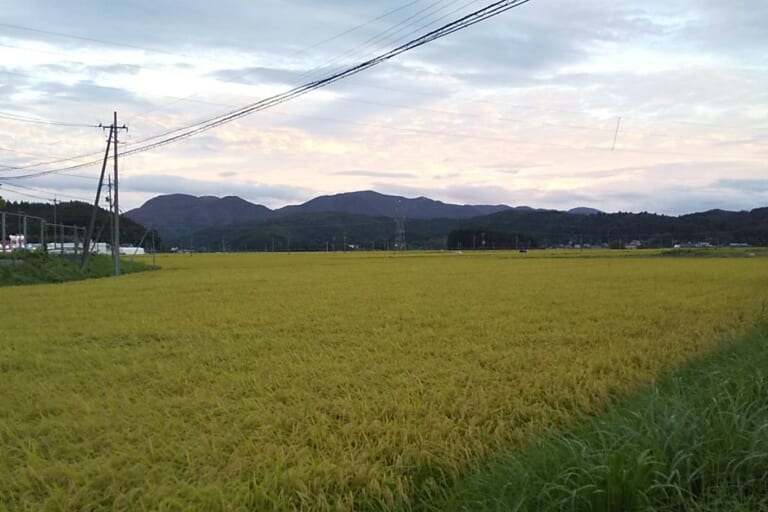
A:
0 0 766 213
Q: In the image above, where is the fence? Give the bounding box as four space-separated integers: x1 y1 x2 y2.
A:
0 211 92 255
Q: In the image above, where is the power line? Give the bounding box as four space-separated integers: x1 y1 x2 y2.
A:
286 0 424 56
1 102 760 183
113 86 762 148
3 12 761 137
0 1 425 65
1 101 761 182
0 145 106 172
3 1 453 167
0 41 116 62
294 0 475 84
0 182 91 202
126 0 450 123
0 111 99 128
0 23 182 57
0 0 535 181
4 4 758 150
0 185 53 202
115 1 538 157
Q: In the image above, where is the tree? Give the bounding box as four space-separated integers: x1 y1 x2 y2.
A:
0 195 6 211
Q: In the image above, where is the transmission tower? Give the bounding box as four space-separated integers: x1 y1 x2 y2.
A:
394 200 406 250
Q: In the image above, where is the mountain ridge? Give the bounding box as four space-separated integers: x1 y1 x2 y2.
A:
122 190 767 250
125 190 600 240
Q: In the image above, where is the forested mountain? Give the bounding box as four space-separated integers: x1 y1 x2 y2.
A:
16 192 763 252
125 194 273 240
124 190 516 240
274 190 511 219
175 207 768 252
177 212 459 252
2 200 159 247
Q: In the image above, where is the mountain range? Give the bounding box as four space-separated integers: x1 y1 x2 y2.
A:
125 190 599 240
122 190 767 251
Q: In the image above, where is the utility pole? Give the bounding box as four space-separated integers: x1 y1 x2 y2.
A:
106 175 114 260
151 229 156 268
394 200 406 250
111 112 127 276
81 126 113 270
52 197 57 251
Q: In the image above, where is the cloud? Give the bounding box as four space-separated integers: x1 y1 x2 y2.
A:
333 170 418 179
714 179 768 193
27 80 150 109
370 181 518 206
210 65 338 88
1 0 766 217
120 174 311 204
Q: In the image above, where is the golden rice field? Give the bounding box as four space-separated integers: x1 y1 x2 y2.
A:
1 251 767 510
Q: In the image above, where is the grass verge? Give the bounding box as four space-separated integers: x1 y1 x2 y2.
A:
432 322 768 511
0 250 153 286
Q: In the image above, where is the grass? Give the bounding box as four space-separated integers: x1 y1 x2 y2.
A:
0 250 152 286
1 251 767 510
436 322 768 511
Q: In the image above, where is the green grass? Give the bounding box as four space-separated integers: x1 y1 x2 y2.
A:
436 322 768 511
0 250 152 286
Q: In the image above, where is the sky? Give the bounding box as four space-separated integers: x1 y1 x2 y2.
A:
0 0 766 214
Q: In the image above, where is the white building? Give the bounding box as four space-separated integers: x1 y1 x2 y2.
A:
119 246 145 255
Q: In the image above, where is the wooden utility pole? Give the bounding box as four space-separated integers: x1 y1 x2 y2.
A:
81 126 113 270
52 197 57 251
113 112 121 275
103 112 127 276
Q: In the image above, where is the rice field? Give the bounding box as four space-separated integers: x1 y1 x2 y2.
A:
1 251 767 510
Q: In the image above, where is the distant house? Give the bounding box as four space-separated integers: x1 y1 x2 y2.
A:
6 234 25 251
624 240 642 250
673 242 712 249
119 246 145 255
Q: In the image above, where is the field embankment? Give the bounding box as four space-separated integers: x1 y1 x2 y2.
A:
0 251 152 286
1 252 766 510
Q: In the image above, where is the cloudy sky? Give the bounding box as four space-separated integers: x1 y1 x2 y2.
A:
0 0 766 214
